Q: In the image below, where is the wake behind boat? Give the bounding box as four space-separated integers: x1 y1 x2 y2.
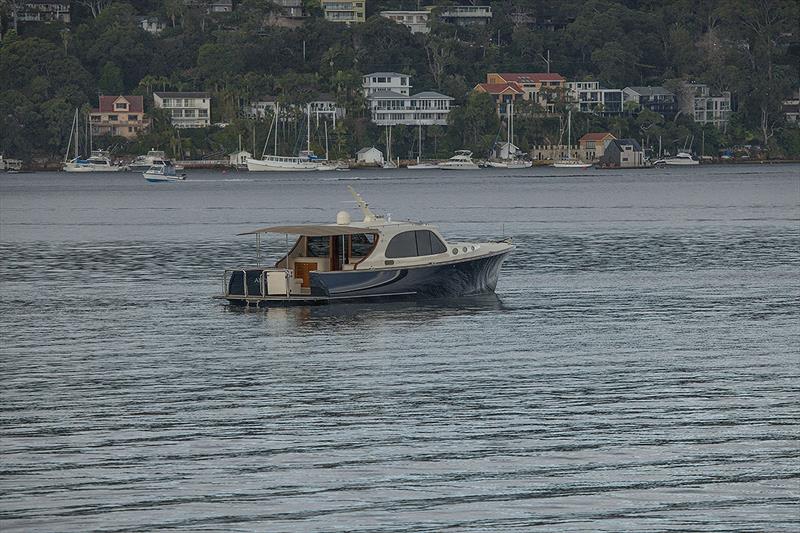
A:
219 187 514 306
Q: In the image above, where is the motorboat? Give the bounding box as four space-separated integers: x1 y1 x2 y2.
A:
438 150 480 170
143 160 186 182
64 150 126 172
484 160 508 169
552 159 592 169
219 187 514 306
653 151 699 166
129 149 167 171
507 159 533 169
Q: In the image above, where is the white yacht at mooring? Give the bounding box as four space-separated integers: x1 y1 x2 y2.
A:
246 103 323 171
438 150 480 170
129 149 167 171
220 188 514 306
653 152 700 166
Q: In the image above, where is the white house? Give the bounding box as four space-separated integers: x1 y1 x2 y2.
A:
567 81 624 115
356 147 384 165
137 16 167 34
229 150 252 168
363 73 453 126
363 72 411 97
380 10 430 33
679 83 732 128
153 91 211 129
436 5 493 26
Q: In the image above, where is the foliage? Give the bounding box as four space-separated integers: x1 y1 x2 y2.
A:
0 0 798 161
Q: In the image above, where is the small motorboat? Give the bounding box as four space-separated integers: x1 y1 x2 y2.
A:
219 187 514 306
143 159 186 182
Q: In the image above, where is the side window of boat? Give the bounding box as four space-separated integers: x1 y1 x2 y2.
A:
422 231 447 254
306 236 330 257
385 231 418 258
386 230 446 258
350 233 376 257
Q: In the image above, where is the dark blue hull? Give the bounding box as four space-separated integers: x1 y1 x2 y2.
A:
310 250 511 300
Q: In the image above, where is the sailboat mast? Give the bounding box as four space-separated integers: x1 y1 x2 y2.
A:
324 121 329 160
418 124 422 163
64 109 76 163
306 103 311 153
274 104 279 156
74 109 79 160
567 110 572 156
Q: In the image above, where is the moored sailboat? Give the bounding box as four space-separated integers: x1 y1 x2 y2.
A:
552 110 592 169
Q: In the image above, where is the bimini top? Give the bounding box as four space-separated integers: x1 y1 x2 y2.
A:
238 224 375 237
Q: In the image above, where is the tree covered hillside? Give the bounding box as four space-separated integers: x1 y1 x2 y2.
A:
0 0 798 161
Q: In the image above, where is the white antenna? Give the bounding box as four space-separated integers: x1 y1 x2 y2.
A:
348 186 381 223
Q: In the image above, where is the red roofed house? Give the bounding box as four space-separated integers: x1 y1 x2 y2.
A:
578 132 616 161
473 82 524 118
90 96 150 139
486 73 567 113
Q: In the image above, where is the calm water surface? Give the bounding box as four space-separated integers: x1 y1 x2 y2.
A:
1 165 798 531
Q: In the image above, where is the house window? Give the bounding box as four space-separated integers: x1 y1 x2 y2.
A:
108 115 118 121
128 115 137 121
115 103 128 111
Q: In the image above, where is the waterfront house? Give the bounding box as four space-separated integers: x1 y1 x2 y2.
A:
486 73 567 113
363 73 452 126
473 82 524 118
623 86 677 117
363 72 411 97
567 81 624 115
601 139 644 168
435 4 492 26
678 83 732 129
357 147 384 165
578 132 616 161
229 150 252 168
380 10 430 33
321 1 365 24
266 0 308 27
90 96 149 139
153 91 211 129
14 1 71 24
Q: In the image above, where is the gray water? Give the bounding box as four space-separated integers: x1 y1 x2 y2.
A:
1 165 798 532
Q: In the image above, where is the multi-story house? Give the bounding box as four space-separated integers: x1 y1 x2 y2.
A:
380 10 430 33
567 81 624 115
363 72 411 97
623 86 677 117
184 0 232 13
265 0 307 26
473 81 524 118
243 96 346 127
577 132 616 161
678 83 732 128
436 4 492 26
14 1 71 24
153 92 211 129
90 95 149 139
321 1 365 24
137 16 167 34
362 72 452 126
485 73 567 113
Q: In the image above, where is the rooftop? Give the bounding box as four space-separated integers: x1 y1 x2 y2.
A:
94 95 144 114
475 82 524 95
154 91 210 98
496 72 566 83
578 132 616 142
625 86 674 96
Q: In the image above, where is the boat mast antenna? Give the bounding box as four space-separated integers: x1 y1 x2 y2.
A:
348 186 382 223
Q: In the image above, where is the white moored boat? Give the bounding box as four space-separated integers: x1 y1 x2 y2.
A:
552 110 592 169
62 109 125 172
220 187 514 306
438 150 480 170
247 103 323 172
143 159 186 182
653 151 699 166
129 149 167 171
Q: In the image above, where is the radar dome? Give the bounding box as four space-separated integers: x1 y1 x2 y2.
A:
336 210 352 225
